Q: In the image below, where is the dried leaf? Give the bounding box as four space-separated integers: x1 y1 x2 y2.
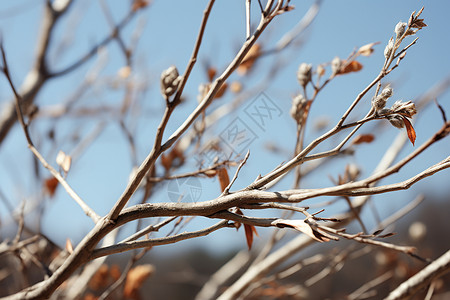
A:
56 150 72 173
207 67 216 82
44 177 59 197
339 60 363 74
160 154 172 172
214 82 228 99
217 167 230 192
132 0 149 11
124 264 154 299
244 224 258 250
272 219 334 242
237 43 261 75
352 134 375 145
401 116 416 145
358 42 379 56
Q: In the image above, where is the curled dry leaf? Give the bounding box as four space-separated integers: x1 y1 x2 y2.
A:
217 167 230 192
352 134 375 145
357 42 380 56
207 67 216 82
214 82 228 99
339 60 363 74
244 223 258 250
124 264 155 299
44 177 59 197
272 219 336 242
56 150 71 173
401 116 417 145
237 43 261 75
132 0 149 12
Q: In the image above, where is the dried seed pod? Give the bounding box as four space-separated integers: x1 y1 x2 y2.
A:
160 65 181 97
290 94 307 124
391 100 417 118
331 57 342 75
395 22 407 40
387 114 405 128
372 95 387 111
297 63 312 87
384 37 394 59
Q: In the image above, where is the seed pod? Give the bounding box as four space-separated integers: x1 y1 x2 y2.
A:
331 57 342 75
160 65 181 97
395 22 407 40
297 63 312 87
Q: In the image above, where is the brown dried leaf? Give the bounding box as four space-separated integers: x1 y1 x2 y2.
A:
160 154 172 172
124 264 154 299
352 134 375 145
44 177 59 197
214 82 228 99
272 219 333 242
244 224 258 250
358 42 379 56
132 0 149 11
339 60 363 74
207 67 216 82
401 116 416 146
217 167 230 192
237 43 261 75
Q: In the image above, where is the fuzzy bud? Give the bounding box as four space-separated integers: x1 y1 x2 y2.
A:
290 94 308 124
160 66 181 97
372 86 393 112
372 95 387 112
381 85 393 99
384 37 394 59
395 22 407 40
297 63 312 87
387 115 404 128
331 57 342 75
391 100 417 118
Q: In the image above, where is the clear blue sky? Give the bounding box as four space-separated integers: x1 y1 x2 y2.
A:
0 0 449 253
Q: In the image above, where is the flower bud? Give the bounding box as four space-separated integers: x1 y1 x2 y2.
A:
395 22 407 40
290 94 307 124
387 115 404 128
381 85 393 99
160 65 181 97
384 37 394 59
331 57 342 75
372 95 387 111
391 100 417 118
297 63 312 87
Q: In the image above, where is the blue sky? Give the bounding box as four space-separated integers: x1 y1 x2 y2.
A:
0 0 449 253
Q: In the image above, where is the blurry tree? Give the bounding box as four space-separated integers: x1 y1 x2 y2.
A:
0 1 449 299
